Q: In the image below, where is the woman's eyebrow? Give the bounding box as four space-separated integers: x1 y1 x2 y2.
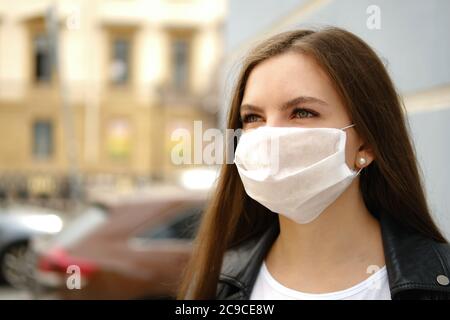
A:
240 103 264 113
240 96 328 113
279 96 329 111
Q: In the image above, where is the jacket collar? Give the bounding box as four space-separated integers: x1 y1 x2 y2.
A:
219 212 450 298
220 222 279 298
378 211 450 296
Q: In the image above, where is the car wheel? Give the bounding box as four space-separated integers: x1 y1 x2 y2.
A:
0 242 31 289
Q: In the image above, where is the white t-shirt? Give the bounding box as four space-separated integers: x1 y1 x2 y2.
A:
250 261 391 300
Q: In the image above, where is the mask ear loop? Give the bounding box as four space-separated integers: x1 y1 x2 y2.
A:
355 167 364 176
342 123 362 176
341 123 355 131
343 123 362 176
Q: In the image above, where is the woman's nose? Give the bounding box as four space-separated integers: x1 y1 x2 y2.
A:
265 115 290 128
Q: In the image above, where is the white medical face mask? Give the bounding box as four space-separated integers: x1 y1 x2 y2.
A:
234 124 360 224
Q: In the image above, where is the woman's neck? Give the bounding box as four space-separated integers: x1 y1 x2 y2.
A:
265 180 386 292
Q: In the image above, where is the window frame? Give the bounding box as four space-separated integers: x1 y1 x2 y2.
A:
31 119 54 161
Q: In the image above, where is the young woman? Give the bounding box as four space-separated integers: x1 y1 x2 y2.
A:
177 27 450 300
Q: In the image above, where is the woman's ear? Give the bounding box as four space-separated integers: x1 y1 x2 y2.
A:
355 144 375 169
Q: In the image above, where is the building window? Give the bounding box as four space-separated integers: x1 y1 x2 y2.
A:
110 38 131 85
33 34 52 83
33 120 53 159
171 38 190 91
106 118 131 161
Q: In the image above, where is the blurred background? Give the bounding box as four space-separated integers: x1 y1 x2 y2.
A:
0 0 448 299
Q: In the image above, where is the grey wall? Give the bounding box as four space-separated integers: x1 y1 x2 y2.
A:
296 0 450 93
409 107 450 238
225 0 309 55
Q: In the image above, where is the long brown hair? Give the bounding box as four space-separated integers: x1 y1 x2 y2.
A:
177 27 447 299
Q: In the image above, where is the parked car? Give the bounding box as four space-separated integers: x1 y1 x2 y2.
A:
0 205 63 288
31 188 207 299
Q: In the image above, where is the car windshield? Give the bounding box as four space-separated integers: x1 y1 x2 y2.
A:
136 206 203 241
53 205 108 247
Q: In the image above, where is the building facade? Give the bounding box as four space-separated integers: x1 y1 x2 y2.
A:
0 0 226 201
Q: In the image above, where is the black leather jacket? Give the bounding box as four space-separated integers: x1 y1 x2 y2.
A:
216 212 450 300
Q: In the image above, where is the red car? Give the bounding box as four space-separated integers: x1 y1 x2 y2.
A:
31 188 207 299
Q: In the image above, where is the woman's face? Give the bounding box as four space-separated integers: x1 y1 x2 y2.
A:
240 51 373 170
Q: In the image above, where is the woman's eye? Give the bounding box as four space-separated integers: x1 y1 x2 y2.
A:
292 108 316 119
241 114 261 123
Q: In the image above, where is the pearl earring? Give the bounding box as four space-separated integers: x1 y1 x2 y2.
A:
358 157 367 166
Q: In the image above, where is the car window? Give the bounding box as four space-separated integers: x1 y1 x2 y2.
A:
54 205 108 247
138 206 203 240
